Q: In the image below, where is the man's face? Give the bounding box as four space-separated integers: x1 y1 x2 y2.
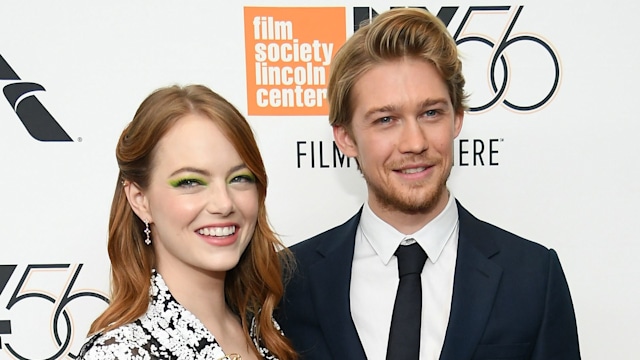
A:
334 57 463 221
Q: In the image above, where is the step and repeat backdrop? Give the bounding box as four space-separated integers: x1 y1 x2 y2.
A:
0 1 637 359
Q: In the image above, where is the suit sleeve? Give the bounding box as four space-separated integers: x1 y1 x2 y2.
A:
531 249 581 359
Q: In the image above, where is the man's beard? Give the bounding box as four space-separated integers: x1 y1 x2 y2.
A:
362 162 451 215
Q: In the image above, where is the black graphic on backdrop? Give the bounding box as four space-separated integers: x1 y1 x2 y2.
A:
1 54 72 141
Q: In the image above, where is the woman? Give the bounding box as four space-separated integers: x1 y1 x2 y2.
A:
78 85 297 360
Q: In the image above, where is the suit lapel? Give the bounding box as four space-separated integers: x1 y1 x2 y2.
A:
440 202 503 360
307 210 367 359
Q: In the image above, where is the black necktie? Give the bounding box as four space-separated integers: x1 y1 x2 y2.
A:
386 242 428 360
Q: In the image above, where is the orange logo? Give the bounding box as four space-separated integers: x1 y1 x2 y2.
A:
244 7 346 116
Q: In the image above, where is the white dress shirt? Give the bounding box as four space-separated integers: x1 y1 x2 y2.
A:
350 194 459 360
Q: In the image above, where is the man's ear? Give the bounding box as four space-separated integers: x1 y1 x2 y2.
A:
333 125 358 158
123 181 152 223
453 110 464 138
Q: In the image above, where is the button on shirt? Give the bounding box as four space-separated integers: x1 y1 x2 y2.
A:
350 194 459 360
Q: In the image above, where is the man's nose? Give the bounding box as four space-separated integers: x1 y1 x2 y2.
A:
398 118 428 154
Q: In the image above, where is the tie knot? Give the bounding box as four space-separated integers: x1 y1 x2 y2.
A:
395 242 428 277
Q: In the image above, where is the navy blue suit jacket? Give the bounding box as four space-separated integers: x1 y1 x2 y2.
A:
277 202 580 359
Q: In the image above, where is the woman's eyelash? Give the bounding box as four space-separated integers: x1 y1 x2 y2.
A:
230 173 256 184
169 178 206 188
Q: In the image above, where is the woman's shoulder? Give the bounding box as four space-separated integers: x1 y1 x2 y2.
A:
76 321 162 360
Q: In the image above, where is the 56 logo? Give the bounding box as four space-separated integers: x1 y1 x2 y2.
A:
0 264 109 360
355 5 561 113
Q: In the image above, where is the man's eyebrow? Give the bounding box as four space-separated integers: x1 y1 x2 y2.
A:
363 98 450 118
419 98 449 108
364 104 398 119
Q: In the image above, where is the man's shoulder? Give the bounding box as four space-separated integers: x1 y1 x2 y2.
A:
289 210 362 256
458 203 556 269
482 217 547 249
458 202 553 254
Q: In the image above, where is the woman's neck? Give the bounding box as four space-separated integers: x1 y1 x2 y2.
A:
156 264 230 324
155 263 255 358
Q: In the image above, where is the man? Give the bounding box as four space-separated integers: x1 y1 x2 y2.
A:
277 8 580 360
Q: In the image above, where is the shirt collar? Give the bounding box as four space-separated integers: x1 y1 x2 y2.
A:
360 193 459 265
142 270 219 355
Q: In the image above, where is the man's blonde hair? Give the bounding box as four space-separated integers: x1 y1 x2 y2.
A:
327 8 468 129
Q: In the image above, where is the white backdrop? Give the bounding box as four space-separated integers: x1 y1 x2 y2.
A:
0 1 637 359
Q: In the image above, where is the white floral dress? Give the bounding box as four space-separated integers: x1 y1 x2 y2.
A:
77 271 278 360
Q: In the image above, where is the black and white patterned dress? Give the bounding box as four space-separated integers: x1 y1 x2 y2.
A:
77 271 278 360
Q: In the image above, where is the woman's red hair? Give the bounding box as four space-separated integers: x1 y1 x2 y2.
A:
88 84 297 360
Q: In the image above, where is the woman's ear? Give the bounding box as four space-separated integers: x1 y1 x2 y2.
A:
123 181 152 223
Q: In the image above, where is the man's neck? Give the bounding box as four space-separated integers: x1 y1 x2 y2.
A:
368 191 450 234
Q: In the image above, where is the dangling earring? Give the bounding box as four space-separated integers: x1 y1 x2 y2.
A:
144 220 151 246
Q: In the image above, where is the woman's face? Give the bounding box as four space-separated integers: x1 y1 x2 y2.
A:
129 113 259 278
